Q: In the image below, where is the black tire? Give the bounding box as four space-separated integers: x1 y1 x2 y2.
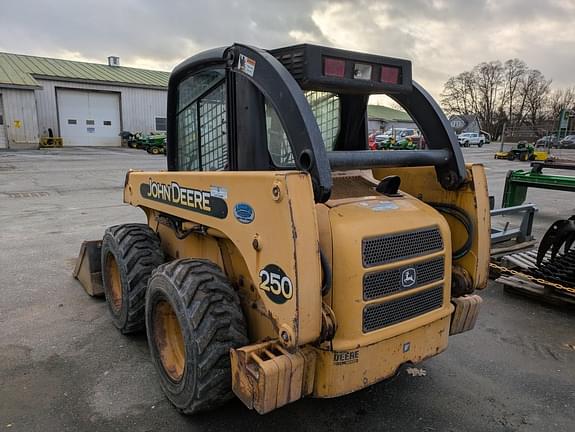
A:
464 141 470 147
101 224 164 334
151 147 160 155
478 142 484 147
146 258 248 414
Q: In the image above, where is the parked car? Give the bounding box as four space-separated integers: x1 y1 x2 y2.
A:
536 135 559 148
458 132 485 147
558 135 575 149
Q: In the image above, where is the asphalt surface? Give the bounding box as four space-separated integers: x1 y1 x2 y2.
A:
1 145 574 432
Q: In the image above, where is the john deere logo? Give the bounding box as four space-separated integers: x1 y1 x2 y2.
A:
401 268 416 288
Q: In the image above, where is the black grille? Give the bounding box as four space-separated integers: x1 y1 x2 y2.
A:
363 257 444 300
273 50 305 81
363 286 444 332
362 227 443 267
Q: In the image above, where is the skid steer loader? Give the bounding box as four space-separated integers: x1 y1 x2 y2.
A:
76 43 490 415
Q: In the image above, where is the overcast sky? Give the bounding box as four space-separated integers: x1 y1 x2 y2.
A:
1 0 573 99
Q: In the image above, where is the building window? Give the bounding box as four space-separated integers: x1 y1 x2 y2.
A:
155 117 167 131
68 119 77 125
0 114 4 125
103 120 112 126
86 120 95 125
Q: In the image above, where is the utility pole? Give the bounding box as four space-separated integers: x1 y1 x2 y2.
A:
499 123 506 152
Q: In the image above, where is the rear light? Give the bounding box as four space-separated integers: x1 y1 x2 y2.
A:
353 63 372 80
381 65 400 84
323 57 345 78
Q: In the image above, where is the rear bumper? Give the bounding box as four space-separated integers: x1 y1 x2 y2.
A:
312 315 450 398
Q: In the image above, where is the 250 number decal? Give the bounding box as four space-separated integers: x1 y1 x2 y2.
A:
259 264 293 304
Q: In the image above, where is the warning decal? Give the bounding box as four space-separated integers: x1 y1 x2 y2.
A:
238 54 256 77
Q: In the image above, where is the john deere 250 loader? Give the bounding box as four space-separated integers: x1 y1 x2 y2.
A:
77 43 490 414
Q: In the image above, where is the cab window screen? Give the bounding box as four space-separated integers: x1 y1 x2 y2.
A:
265 101 293 166
199 84 227 171
266 91 340 167
178 70 225 112
306 91 339 150
176 69 227 171
177 102 199 171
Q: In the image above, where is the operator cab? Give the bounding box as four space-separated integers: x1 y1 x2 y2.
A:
166 43 466 202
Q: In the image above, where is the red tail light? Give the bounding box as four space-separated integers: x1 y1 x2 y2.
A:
381 65 400 84
323 57 346 78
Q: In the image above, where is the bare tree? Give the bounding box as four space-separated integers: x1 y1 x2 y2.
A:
473 61 504 135
441 58 554 138
547 86 575 121
503 59 528 126
440 72 478 115
518 69 551 127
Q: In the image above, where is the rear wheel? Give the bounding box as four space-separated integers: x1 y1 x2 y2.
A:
146 258 248 414
151 147 160 155
101 224 164 333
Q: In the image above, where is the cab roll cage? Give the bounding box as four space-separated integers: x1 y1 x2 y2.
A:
167 43 467 203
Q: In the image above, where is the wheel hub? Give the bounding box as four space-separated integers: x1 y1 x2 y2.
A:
153 300 186 382
105 254 122 313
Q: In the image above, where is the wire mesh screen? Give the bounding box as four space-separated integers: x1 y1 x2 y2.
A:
266 91 340 167
199 84 227 171
177 102 199 171
266 101 294 166
305 91 339 151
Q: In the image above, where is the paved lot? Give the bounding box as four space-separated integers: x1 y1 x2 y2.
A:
1 145 574 432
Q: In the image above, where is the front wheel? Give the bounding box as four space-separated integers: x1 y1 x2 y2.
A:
101 224 164 333
478 142 484 147
146 259 249 414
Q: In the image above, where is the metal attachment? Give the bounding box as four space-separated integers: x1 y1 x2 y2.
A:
451 265 474 297
319 303 337 342
252 235 262 251
272 182 282 201
278 325 294 348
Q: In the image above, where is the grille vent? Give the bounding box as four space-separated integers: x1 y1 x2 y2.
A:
363 257 444 300
272 50 305 81
362 227 443 267
363 286 444 332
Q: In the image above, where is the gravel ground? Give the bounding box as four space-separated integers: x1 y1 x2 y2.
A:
0 145 574 432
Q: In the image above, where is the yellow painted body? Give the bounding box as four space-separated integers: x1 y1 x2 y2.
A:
123 163 489 409
125 170 323 348
372 164 490 291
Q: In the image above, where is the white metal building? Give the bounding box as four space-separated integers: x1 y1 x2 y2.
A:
0 53 169 149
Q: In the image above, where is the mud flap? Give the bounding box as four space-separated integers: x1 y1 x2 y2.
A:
450 294 482 335
73 240 104 296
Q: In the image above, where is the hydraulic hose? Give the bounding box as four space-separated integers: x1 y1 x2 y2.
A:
427 202 474 260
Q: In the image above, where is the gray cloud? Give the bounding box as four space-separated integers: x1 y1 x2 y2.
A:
1 0 574 97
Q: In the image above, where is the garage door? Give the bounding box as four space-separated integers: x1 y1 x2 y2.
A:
57 89 121 146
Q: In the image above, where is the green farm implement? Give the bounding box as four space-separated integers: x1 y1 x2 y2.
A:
502 161 575 207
